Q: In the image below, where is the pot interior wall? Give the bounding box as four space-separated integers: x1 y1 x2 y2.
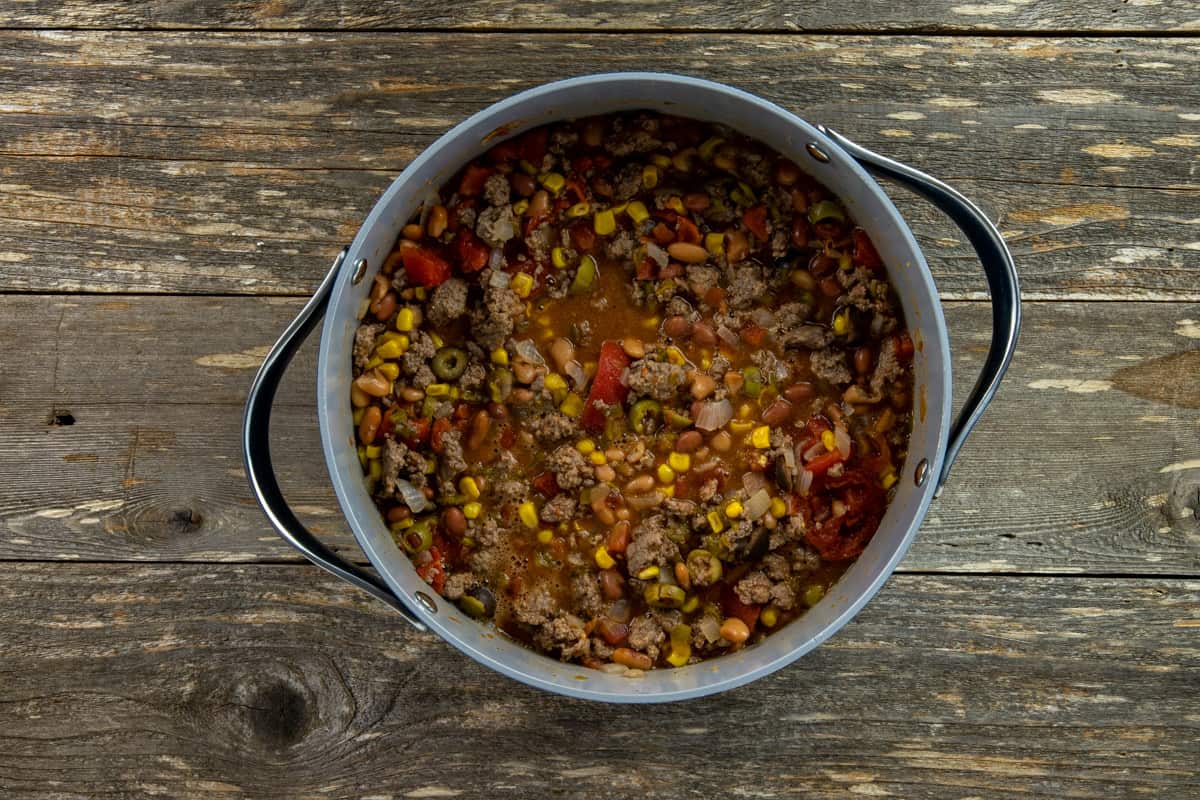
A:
317 74 950 701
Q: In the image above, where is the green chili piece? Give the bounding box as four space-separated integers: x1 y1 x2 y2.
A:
400 520 434 554
431 346 468 380
570 255 599 295
629 398 663 434
808 199 846 225
644 583 686 609
488 366 514 403
663 408 693 429
742 366 764 398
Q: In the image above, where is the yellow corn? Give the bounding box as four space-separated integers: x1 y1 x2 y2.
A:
730 419 754 434
365 445 382 459
760 606 780 627
551 247 570 269
704 232 725 256
701 355 712 370
449 386 461 400
368 458 382 482
365 355 383 370
425 383 450 398
518 159 538 175
518 501 538 529
610 202 628 216
642 165 659 189
658 484 675 498
650 154 671 168
544 373 567 393
666 196 685 214
832 309 851 336
881 470 898 490
593 209 616 236
512 198 529 216
566 201 591 218
539 172 565 194
668 452 691 473
770 497 788 518
642 315 661 330
822 430 837 452
738 403 753 419
356 445 367 467
377 362 400 381
429 332 442 347
594 546 616 570
699 136 725 160
414 287 427 301
491 348 509 366
636 566 660 580
459 477 481 500
463 501 482 520
538 529 553 544
560 392 584 418
536 313 551 327
707 510 725 533
511 272 534 298
589 450 607 465
725 499 744 519
681 595 700 614
671 150 693 172
353 408 365 426
395 307 415 332
626 200 650 224
372 338 405 359
751 426 772 449
657 464 676 484
666 624 692 667
665 346 685 366
575 439 596 455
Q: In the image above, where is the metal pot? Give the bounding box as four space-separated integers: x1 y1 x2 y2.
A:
243 73 1019 702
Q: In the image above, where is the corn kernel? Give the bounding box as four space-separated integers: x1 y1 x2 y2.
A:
551 247 570 269
642 165 660 189
518 159 538 175
459 477 481 500
394 307 415 332
424 383 450 398
512 198 529 216
610 202 628 216
725 500 744 519
668 452 691 473
356 445 367 467
365 355 383 370
760 606 780 627
353 408 365 426
463 501 482 520
377 362 400 381
832 310 850 336
704 231 726 256
365 445 382 460
666 648 689 668
657 464 676 484
389 518 413 532
511 272 534 298
538 529 553 544
368 458 382 482
518 501 538 529
544 373 567 393
589 451 607 466
681 595 700 614
626 200 650 224
575 439 596 455
566 201 591 218
701 355 712 370
822 430 837 452
730 419 754 434
636 566 660 580
448 386 460 400
666 195 685 214
751 426 771 449
770 497 788 518
593 209 616 236
881 470 898 490
414 286 427 301
658 484 675 498
560 392 584 418
651 154 672 169
707 510 725 533
491 348 509 366
699 136 725 160
539 172 565 193
594 546 616 570
642 315 661 329
429 332 442 347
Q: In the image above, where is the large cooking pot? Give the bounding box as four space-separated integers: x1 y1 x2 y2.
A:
243 73 1019 702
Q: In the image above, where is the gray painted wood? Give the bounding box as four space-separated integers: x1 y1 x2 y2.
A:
0 564 1195 799
0 32 1196 297
1 0 1197 32
2 296 1196 574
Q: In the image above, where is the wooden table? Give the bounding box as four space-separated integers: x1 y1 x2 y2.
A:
2 3 1197 797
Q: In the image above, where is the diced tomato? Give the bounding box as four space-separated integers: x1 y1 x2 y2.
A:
517 128 549 165
852 228 884 270
532 471 561 498
458 164 493 197
894 331 915 361
568 221 596 252
500 425 517 449
721 584 761 629
806 416 832 440
570 156 594 175
487 139 520 164
452 228 490 273
675 216 701 244
703 286 726 310
564 177 589 204
740 323 767 347
742 205 769 240
581 341 631 433
398 416 431 448
651 223 675 245
401 246 452 288
636 257 657 280
659 261 683 279
430 417 452 453
378 410 396 439
804 448 844 477
416 546 447 593
524 209 550 238
803 468 886 561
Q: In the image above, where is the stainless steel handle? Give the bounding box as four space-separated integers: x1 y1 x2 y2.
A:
242 247 426 630
817 126 1021 496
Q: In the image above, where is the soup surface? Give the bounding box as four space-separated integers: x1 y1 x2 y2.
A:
350 112 913 671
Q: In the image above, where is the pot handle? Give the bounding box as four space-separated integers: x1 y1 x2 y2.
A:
242 247 426 630
816 126 1021 496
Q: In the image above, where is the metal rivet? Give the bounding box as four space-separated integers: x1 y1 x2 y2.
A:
805 142 831 163
415 591 437 614
351 258 368 285
914 458 930 487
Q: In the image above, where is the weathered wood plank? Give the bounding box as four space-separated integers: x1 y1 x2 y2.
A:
1 0 1197 33
0 32 1196 297
0 564 1195 799
2 296 1197 574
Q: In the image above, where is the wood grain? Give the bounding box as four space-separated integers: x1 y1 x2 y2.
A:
0 32 1196 297
0 563 1195 799
1 0 1197 33
2 296 1196 574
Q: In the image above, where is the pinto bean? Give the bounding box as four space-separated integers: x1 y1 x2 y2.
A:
761 398 794 426
612 648 653 671
599 570 626 601
668 242 709 264
663 315 693 339
441 507 467 539
625 475 655 494
355 370 391 397
784 383 815 403
606 521 632 554
467 409 491 451
691 321 718 347
550 337 575 372
426 205 448 238
511 173 536 197
371 291 397 322
358 405 382 445
675 430 703 453
854 346 873 375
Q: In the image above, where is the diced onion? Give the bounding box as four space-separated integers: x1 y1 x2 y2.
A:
697 615 722 643
488 246 506 270
395 479 429 513
798 468 814 495
565 359 587 389
782 445 797 476
695 399 733 431
744 488 772 520
716 325 740 347
355 297 371 321
488 269 511 288
802 441 825 462
742 472 766 494
645 242 669 268
512 338 546 365
834 426 852 459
